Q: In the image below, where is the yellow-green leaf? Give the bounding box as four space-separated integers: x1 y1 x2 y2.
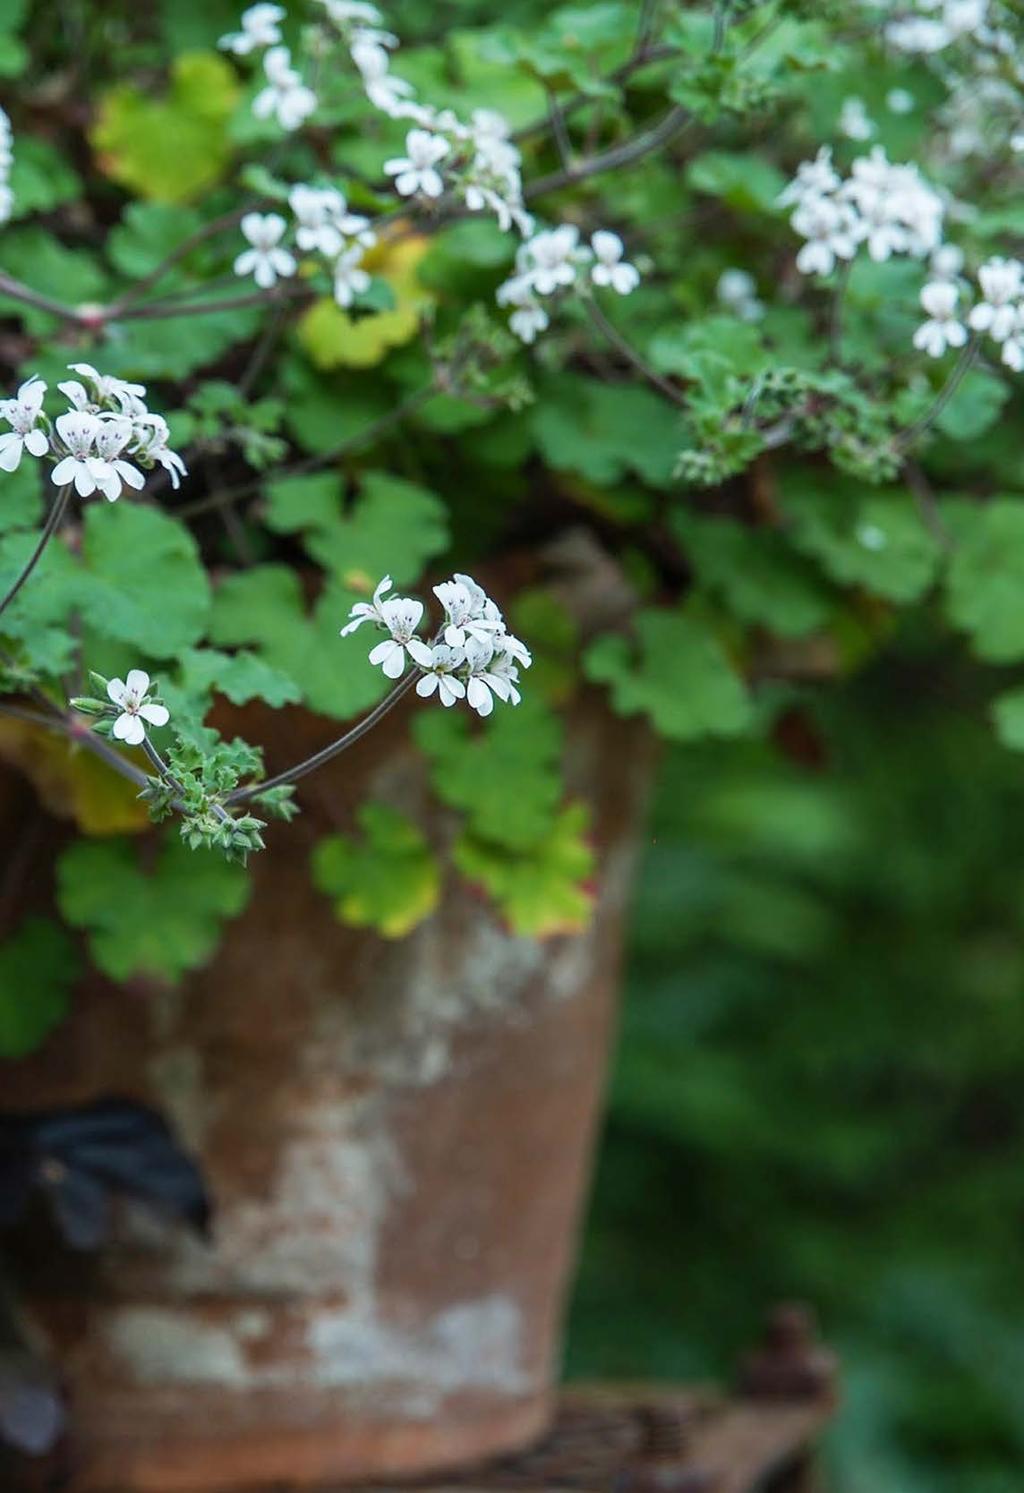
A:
91 53 239 203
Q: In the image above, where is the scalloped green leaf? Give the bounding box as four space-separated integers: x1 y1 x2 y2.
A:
311 802 440 938
77 503 212 658
57 836 249 983
91 52 239 204
413 697 564 851
780 470 941 604
454 802 595 937
584 609 753 741
945 499 1024 662
672 511 833 638
208 564 387 721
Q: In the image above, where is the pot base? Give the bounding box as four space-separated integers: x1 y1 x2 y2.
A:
74 1392 554 1492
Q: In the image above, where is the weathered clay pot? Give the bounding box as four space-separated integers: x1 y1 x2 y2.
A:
1 557 653 1492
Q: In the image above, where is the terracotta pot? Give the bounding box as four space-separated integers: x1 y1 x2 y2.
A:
1 596 654 1491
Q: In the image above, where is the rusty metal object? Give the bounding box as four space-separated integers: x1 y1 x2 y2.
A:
1 644 655 1491
737 1304 839 1404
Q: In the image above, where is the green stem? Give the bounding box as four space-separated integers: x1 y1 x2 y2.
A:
0 485 71 621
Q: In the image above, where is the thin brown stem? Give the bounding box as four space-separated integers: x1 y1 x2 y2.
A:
0 272 84 324
583 296 686 406
107 207 251 317
227 671 420 805
524 103 694 200
174 384 435 521
0 700 151 788
117 285 306 322
0 485 71 621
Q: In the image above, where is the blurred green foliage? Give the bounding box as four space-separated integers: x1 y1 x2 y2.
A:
568 626 1024 1493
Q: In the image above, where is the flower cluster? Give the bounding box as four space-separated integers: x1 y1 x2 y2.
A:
341 573 531 717
497 227 641 344
0 365 186 497
913 256 1024 370
0 107 13 226
234 189 376 309
219 5 317 129
882 0 995 55
783 145 944 277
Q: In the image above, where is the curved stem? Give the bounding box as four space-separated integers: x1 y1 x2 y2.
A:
524 102 693 201
583 296 687 406
107 207 250 317
117 286 304 322
895 335 979 451
227 671 420 806
0 272 84 324
0 700 151 789
0 485 71 621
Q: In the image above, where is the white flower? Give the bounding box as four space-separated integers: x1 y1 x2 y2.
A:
913 280 968 357
590 231 640 294
931 243 965 280
521 225 580 295
887 88 916 114
778 147 841 208
107 670 169 747
290 185 345 255
716 268 764 321
59 363 147 416
509 301 549 344
132 414 188 490
367 595 432 678
219 3 285 54
384 129 450 198
0 376 48 472
340 574 393 635
90 418 146 502
253 46 318 131
839 96 875 141
462 638 515 717
51 411 102 496
415 644 467 707
317 0 384 23
332 245 371 307
968 256 1023 341
233 212 297 289
433 574 503 649
792 196 858 277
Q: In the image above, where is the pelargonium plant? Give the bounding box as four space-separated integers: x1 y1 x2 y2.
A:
0 0 1023 1077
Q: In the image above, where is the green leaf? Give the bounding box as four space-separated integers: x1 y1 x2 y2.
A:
781 471 941 604
78 503 211 658
934 370 1010 443
686 151 787 214
945 498 1024 662
0 917 77 1058
0 226 108 330
9 135 81 219
0 458 43 533
673 512 833 638
0 526 81 675
311 802 440 938
584 609 753 741
279 470 449 595
991 685 1024 752
165 647 302 722
208 564 387 720
107 201 205 277
280 354 393 454
91 52 239 203
532 374 682 487
413 697 564 851
57 836 249 983
454 802 595 937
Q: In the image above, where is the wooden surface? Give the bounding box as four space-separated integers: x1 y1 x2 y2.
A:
254 1383 836 1493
